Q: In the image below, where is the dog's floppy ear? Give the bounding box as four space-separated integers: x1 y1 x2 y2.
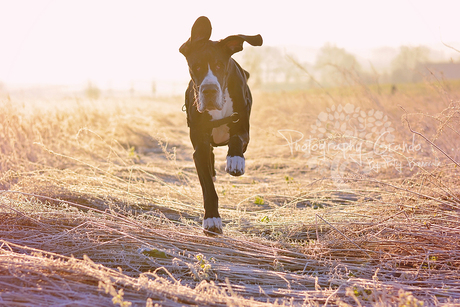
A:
179 16 212 56
219 34 263 55
191 16 212 43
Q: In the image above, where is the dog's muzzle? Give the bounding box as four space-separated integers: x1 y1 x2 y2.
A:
199 84 222 111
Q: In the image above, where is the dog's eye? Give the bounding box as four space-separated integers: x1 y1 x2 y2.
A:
194 64 205 72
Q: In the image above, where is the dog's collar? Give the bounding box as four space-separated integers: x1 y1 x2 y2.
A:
207 112 239 129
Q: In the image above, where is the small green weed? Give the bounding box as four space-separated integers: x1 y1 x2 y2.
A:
260 216 270 223
254 195 265 205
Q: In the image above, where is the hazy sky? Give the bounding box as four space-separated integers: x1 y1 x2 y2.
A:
1 0 459 89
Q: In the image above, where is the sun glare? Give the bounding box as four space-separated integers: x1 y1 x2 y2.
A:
0 0 459 95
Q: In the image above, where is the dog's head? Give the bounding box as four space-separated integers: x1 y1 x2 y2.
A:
180 16 262 113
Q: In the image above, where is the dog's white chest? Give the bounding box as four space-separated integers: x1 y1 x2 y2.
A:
208 90 233 145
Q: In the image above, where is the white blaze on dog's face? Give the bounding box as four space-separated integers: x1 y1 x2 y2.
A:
199 65 222 112
189 56 228 113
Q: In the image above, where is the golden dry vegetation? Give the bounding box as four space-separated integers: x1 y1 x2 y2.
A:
1 79 460 306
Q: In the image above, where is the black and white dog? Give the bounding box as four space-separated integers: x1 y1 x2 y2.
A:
179 16 262 235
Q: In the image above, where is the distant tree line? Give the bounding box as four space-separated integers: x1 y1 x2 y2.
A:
237 44 456 90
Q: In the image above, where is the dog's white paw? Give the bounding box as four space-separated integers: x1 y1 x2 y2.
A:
203 217 222 235
226 156 245 176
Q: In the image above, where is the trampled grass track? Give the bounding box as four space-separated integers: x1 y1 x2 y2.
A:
1 81 460 306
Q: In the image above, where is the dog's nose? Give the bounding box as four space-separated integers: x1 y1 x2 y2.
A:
201 84 219 96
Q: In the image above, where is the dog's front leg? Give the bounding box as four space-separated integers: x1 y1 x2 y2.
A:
226 135 246 176
193 141 222 235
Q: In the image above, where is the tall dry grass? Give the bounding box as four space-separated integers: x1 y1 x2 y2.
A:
0 78 460 306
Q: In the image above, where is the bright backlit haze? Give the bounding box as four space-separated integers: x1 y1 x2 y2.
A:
1 0 459 94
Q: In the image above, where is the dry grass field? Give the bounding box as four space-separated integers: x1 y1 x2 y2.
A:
1 79 460 306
